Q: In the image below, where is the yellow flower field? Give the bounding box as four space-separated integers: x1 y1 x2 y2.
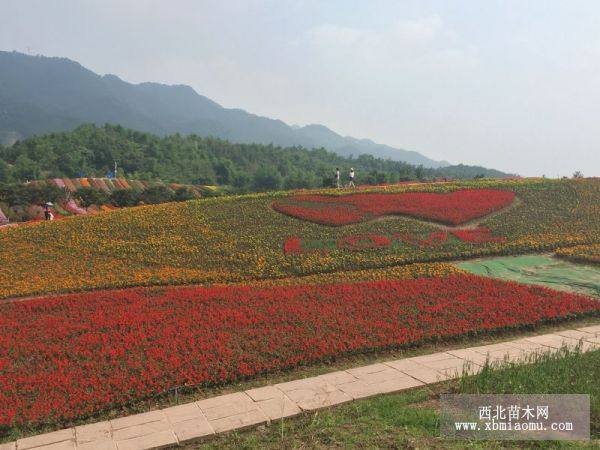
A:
556 243 600 265
0 178 598 298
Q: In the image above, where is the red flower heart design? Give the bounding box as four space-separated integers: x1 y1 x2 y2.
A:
273 189 515 226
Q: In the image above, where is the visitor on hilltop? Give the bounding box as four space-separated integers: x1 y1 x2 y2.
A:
335 167 341 188
347 168 356 188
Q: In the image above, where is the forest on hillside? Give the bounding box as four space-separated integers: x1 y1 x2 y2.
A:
0 124 509 192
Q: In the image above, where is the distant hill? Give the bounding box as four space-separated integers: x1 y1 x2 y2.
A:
0 51 451 168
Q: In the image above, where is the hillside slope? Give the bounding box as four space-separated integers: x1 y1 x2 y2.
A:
0 176 212 223
0 51 449 167
0 178 597 299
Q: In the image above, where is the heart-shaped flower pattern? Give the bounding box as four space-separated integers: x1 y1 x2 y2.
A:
273 189 515 226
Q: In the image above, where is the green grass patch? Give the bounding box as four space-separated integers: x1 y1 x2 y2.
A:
195 348 599 449
458 255 600 297
459 346 600 438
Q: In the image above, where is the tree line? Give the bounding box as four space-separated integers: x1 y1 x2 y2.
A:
0 124 507 192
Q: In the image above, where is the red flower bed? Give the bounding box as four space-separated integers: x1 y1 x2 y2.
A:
273 202 363 226
273 189 515 226
0 275 597 427
283 236 304 255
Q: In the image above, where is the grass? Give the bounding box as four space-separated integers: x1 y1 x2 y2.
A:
191 348 600 449
459 346 600 436
198 388 442 449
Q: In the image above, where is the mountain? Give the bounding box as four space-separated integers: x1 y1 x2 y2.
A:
0 51 450 167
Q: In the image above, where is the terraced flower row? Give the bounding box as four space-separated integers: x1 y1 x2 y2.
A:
0 178 215 224
0 179 598 299
1 273 597 428
556 244 600 265
272 189 516 226
44 177 212 195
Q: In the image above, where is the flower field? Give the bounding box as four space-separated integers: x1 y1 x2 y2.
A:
0 178 599 437
556 244 600 265
1 271 597 428
0 178 598 299
272 189 516 226
283 228 507 255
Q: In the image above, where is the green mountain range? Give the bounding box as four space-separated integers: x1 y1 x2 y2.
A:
0 51 454 168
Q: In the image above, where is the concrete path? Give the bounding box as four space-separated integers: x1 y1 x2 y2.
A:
3 324 599 450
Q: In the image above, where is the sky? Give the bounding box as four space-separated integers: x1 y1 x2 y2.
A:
1 0 599 176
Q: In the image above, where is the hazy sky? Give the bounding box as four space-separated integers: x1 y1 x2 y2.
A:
2 0 599 176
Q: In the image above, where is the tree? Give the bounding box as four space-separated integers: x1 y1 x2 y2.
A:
110 189 140 207
252 167 282 191
365 170 387 185
415 165 424 181
0 183 66 207
13 155 40 181
191 164 217 185
231 173 251 191
0 160 12 183
284 170 314 189
572 171 584 179
322 175 335 188
139 186 174 204
214 161 233 184
173 187 196 202
74 187 109 207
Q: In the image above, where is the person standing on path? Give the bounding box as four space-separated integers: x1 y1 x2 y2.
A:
335 168 341 188
44 202 54 221
347 168 356 188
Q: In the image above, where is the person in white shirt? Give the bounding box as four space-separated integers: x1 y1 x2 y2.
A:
44 202 54 220
347 168 356 188
335 168 341 188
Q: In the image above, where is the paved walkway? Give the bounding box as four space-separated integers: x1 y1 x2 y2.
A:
3 324 599 450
